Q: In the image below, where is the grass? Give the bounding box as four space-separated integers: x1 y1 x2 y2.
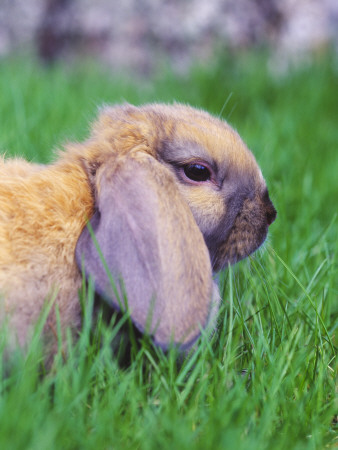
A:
0 51 337 449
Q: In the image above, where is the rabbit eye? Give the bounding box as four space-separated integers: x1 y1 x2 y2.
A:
183 163 211 182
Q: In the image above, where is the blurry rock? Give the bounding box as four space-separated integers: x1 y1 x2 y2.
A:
0 0 337 73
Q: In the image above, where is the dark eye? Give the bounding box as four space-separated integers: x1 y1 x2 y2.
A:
183 163 211 182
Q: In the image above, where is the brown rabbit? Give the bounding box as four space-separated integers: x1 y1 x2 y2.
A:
0 103 276 357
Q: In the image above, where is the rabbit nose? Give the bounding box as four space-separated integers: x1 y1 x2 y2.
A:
266 204 277 225
262 188 277 225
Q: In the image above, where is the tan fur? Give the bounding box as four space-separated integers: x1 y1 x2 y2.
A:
0 103 276 358
0 155 93 353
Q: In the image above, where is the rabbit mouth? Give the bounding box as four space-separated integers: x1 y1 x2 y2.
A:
213 224 269 271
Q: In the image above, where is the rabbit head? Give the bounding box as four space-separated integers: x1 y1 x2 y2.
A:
75 103 276 349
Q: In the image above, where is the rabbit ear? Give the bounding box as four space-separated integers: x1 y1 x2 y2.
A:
75 153 217 349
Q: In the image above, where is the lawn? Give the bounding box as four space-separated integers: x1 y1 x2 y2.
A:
0 52 336 449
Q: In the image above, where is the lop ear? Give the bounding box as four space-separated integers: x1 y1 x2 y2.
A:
76 153 217 349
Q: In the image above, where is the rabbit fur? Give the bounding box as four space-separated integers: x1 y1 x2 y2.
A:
0 103 276 358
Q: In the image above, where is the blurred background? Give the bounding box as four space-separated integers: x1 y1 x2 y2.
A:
1 0 337 75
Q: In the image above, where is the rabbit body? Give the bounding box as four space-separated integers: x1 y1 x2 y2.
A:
0 103 276 357
0 156 93 352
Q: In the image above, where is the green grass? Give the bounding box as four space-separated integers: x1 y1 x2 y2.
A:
0 52 337 449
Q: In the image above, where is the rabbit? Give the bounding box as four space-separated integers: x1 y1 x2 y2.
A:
0 103 276 359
